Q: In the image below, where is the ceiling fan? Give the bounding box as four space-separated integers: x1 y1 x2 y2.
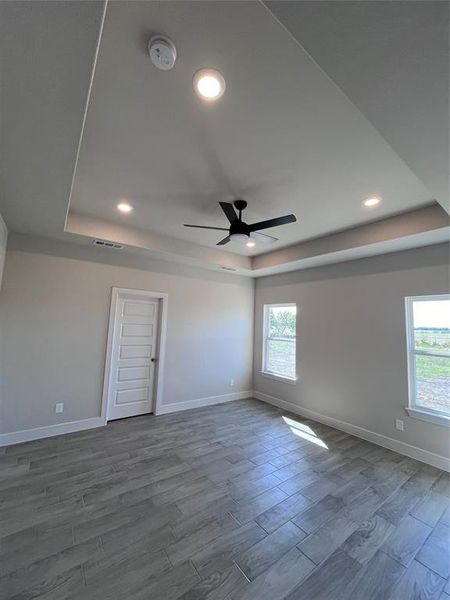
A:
184 200 297 246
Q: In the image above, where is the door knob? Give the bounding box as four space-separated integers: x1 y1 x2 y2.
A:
151 358 158 363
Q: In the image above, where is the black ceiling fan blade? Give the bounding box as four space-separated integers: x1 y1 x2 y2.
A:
219 202 238 223
216 236 230 246
184 224 229 231
248 214 296 232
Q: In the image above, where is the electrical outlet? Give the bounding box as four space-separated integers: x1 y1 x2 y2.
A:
395 419 404 431
55 403 64 414
230 379 235 387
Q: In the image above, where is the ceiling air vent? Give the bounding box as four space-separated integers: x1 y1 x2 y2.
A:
92 239 124 250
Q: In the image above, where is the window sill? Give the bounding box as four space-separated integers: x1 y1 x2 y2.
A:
260 371 298 385
406 407 450 427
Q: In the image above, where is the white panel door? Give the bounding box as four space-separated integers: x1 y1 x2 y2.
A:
107 293 160 420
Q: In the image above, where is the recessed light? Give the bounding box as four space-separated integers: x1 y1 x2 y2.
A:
117 202 133 214
246 241 256 248
363 196 381 207
193 68 226 101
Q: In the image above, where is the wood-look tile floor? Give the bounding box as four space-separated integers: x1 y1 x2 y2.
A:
0 399 449 600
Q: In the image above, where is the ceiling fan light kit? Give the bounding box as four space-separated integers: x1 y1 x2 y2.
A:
229 233 248 243
184 200 296 247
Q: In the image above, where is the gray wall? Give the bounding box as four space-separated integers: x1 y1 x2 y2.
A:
254 243 450 459
0 213 7 288
0 236 254 434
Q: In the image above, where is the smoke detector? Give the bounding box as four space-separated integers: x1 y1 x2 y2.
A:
148 35 177 71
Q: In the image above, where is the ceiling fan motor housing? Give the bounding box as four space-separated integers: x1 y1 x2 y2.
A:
231 199 249 237
229 219 249 237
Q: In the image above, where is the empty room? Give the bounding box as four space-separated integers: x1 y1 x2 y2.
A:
0 1 449 599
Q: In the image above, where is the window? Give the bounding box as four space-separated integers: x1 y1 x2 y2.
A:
405 295 450 425
262 304 297 382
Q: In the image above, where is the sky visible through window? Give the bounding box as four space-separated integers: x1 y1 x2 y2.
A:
413 300 450 329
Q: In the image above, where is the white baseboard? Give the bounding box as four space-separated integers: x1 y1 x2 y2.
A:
253 390 450 472
0 391 252 446
156 390 253 416
0 417 106 448
5 392 446 473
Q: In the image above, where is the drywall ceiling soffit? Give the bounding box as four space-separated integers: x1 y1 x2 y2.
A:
65 212 252 273
65 204 449 277
252 204 449 271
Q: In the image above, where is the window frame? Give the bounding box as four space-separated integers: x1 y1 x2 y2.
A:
405 294 450 427
261 303 297 384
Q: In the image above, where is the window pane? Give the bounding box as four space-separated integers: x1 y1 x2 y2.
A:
415 354 450 414
267 339 296 379
268 306 296 339
413 299 450 355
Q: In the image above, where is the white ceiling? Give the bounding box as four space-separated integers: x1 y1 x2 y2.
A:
0 1 103 236
265 0 449 212
0 1 447 274
69 0 432 256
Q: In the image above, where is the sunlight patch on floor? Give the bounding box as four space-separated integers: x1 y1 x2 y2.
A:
282 415 329 449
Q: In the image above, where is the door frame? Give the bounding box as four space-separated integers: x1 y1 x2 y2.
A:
101 287 168 422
